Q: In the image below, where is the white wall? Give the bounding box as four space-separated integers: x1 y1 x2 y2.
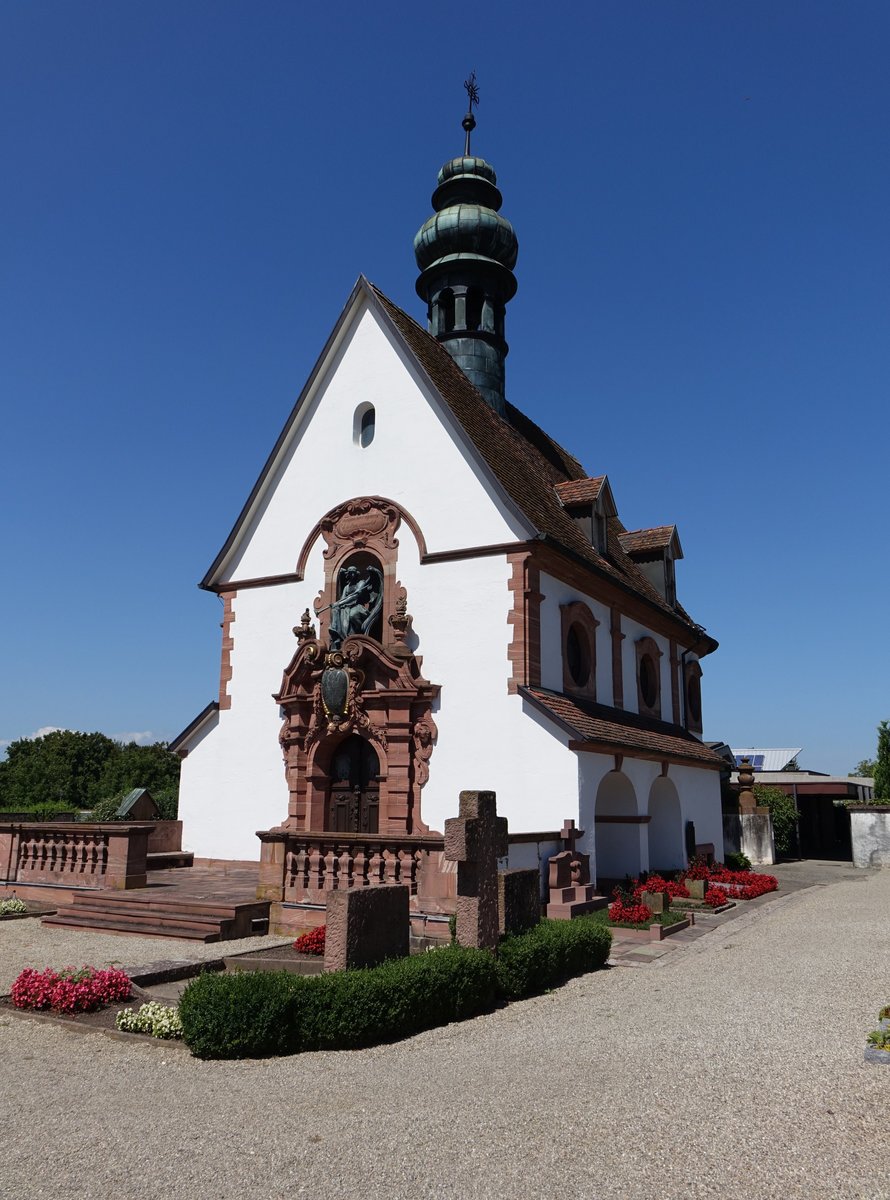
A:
218 303 532 585
179 525 579 859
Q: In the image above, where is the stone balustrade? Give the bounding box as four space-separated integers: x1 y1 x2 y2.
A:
0 822 151 890
257 829 452 915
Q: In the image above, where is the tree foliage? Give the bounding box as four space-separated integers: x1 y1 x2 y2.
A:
753 785 798 858
0 731 179 814
850 759 877 780
874 720 890 801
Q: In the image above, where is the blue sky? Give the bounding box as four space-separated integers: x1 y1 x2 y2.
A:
2 1 887 775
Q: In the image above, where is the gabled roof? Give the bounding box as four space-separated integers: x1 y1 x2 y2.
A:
201 276 714 647
521 687 723 768
553 476 606 506
619 525 684 559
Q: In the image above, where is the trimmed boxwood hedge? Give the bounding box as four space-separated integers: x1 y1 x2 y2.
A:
494 915 612 999
179 917 612 1060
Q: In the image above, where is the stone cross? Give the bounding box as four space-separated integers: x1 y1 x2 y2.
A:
444 790 508 951
560 818 583 853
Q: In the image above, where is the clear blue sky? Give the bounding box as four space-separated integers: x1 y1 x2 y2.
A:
2 1 887 775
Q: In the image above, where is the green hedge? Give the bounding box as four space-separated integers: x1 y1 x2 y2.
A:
179 944 499 1060
180 917 612 1060
495 916 612 1000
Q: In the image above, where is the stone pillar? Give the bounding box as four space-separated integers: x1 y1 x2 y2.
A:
104 825 150 890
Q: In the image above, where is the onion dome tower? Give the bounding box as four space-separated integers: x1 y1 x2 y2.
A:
414 75 518 415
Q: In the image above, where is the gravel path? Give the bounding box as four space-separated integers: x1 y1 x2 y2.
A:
1 867 888 1200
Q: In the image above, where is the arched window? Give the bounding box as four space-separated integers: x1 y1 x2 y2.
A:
353 403 375 448
560 601 599 699
635 636 663 719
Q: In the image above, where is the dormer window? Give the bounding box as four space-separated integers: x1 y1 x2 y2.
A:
554 476 617 557
619 525 683 607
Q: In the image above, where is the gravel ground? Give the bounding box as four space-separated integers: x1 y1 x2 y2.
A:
1 866 888 1200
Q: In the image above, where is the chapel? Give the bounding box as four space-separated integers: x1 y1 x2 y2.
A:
172 90 725 931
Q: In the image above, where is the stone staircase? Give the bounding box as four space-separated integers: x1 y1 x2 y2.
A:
42 890 270 942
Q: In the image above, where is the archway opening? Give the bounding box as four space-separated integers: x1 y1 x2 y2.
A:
647 777 685 872
594 771 641 883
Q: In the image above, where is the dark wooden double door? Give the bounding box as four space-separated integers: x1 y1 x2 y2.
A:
326 735 380 834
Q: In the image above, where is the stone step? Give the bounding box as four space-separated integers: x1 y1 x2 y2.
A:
41 912 223 942
48 900 227 931
147 851 195 870
66 891 250 918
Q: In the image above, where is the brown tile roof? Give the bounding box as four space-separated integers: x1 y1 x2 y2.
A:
619 526 678 556
372 285 709 640
553 477 606 506
521 688 724 767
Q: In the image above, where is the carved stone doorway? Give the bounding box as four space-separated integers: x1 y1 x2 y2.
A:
326 735 380 834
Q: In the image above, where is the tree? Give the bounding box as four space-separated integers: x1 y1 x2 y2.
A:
0 731 180 814
850 759 877 779
753 785 798 858
874 720 890 801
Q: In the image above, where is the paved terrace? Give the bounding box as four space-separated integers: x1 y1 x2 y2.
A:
1 861 888 1200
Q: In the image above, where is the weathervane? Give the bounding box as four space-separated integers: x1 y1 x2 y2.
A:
462 71 479 155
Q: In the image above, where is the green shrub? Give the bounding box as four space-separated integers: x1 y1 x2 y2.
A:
179 945 499 1060
724 851 751 871
754 785 798 857
495 916 611 1000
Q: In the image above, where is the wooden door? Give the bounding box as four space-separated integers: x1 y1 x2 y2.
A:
326 736 380 834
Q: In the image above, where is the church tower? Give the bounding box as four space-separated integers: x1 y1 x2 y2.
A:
414 76 518 415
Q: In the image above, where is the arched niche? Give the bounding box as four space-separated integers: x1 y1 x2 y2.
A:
647 776 685 872
594 770 642 883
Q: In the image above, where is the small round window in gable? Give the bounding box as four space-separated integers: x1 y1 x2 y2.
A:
354 403 375 448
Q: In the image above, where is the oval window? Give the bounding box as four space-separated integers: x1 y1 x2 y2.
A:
353 403 375 448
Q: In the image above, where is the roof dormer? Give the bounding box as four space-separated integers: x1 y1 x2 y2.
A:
618 525 683 606
554 475 617 556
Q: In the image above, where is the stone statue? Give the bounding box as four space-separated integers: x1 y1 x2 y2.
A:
320 565 383 648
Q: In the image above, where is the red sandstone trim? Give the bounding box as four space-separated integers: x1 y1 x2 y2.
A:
295 495 430 579
610 607 625 709
635 635 663 720
218 591 236 711
560 601 599 701
669 640 681 725
507 552 543 695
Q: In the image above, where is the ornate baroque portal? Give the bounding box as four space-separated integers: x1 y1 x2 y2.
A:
274 497 440 838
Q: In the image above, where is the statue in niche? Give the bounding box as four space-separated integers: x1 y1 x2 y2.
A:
320 564 383 649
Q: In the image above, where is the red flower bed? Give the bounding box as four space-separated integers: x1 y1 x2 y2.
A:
293 925 326 956
11 966 131 1014
708 869 777 900
704 886 727 907
608 900 653 926
632 874 690 900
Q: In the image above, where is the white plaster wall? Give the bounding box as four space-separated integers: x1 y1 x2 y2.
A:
218 303 532 585
576 752 722 881
620 617 671 719
850 809 890 868
538 572 611 701
179 525 580 858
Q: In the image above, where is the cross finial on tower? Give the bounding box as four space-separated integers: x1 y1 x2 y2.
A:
462 71 479 155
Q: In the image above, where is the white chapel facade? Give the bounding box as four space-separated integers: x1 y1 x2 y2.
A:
173 110 724 915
